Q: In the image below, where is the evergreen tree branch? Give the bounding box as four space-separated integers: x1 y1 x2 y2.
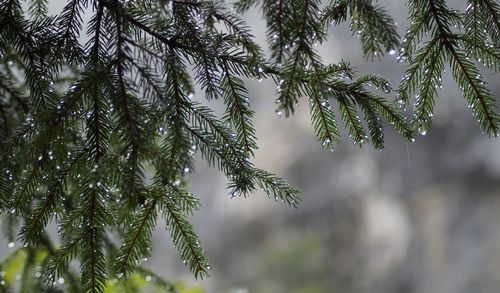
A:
460 36 500 72
398 38 441 105
365 95 414 141
308 87 342 151
221 60 257 157
20 149 87 245
114 198 158 278
475 0 500 45
0 1 497 290
428 0 500 135
80 179 108 293
356 93 385 150
11 164 42 214
157 188 210 279
410 40 445 132
447 42 500 136
45 235 81 284
337 95 367 146
277 44 307 116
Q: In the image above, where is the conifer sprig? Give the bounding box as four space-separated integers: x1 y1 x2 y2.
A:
399 0 500 136
157 187 210 279
114 198 158 278
322 0 400 59
464 0 500 47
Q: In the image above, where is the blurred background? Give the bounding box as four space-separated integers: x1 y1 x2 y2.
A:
2 1 500 292
163 1 500 292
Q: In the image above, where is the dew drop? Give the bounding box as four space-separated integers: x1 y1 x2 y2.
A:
418 125 428 136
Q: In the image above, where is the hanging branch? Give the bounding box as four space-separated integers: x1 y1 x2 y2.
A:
0 0 497 292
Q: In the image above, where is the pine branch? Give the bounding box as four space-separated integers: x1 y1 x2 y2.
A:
185 102 251 175
471 0 500 46
0 162 8 210
37 234 82 292
321 0 348 26
365 95 413 141
447 42 500 136
157 188 210 279
20 149 87 245
399 0 500 136
356 94 385 150
185 102 298 205
45 236 80 284
1 211 18 243
465 0 488 49
204 1 263 59
398 38 442 105
0 1 498 291
460 36 500 72
80 179 108 293
400 2 431 59
221 60 257 157
307 87 342 151
27 0 47 19
350 1 400 58
262 0 293 63
429 0 500 136
323 0 399 58
337 95 367 146
410 40 445 133
114 198 158 278
277 45 308 116
249 168 301 207
10 164 43 214
165 183 200 214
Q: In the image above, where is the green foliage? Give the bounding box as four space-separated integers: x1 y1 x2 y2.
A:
398 0 500 136
322 0 400 59
0 0 498 292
